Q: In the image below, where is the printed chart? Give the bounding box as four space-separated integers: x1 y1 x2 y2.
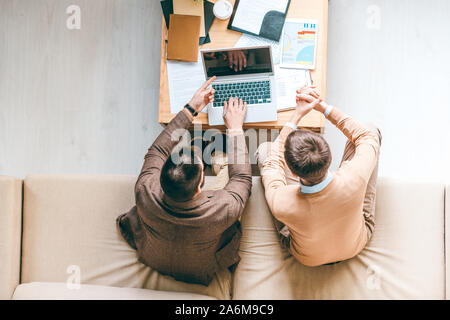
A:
281 19 318 70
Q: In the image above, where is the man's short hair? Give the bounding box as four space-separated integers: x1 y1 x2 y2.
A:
160 152 203 202
284 130 332 184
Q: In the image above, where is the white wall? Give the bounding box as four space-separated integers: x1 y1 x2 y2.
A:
324 0 450 182
1 0 450 181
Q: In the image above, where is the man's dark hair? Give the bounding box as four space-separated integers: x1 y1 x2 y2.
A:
284 130 332 185
160 153 203 202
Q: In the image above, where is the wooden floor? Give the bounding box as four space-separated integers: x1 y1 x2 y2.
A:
1 0 450 181
0 0 164 177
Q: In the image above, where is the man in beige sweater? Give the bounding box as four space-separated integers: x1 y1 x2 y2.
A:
257 86 381 266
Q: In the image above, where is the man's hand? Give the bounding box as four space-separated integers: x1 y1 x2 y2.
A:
286 85 321 125
223 97 247 130
294 85 322 116
290 98 322 125
189 76 217 113
296 85 327 114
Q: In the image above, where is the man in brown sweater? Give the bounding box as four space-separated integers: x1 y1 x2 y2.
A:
257 86 381 266
117 77 252 285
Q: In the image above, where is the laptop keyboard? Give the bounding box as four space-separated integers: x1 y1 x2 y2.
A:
212 80 272 107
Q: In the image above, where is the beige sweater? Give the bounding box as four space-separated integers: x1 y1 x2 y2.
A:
261 107 381 266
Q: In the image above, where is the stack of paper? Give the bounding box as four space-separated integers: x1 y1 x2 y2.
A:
166 56 206 114
275 66 312 111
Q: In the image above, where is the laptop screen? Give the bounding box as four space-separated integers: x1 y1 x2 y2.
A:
202 47 273 79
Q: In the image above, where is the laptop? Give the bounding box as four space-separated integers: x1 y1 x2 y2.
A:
201 46 277 126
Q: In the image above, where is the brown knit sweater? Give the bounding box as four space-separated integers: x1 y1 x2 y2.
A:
117 109 252 285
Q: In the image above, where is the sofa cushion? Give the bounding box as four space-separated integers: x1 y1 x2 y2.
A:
233 177 445 299
21 175 231 300
13 282 215 300
0 176 22 300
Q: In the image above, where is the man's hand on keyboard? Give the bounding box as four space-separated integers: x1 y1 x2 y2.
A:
223 97 248 130
212 81 271 108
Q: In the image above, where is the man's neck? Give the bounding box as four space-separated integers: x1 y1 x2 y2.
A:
299 171 334 194
300 176 326 187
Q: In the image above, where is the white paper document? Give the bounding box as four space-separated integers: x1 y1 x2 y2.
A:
166 57 206 114
231 0 289 35
275 65 312 111
234 33 281 65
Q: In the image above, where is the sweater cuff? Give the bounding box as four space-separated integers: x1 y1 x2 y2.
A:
325 106 345 126
284 122 298 130
181 107 195 122
227 128 244 137
324 105 334 117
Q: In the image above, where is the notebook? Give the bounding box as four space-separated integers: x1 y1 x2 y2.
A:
173 0 205 37
167 14 201 62
161 0 215 45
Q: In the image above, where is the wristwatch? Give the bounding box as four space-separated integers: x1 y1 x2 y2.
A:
184 104 198 117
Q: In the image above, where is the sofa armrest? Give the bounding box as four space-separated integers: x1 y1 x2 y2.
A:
0 176 22 300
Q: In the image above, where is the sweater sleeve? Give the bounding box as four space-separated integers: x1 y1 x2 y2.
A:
223 129 252 223
135 109 194 192
327 107 381 182
260 125 295 215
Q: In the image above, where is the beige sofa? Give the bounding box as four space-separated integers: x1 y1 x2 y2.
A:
0 175 447 299
0 176 22 300
234 178 445 299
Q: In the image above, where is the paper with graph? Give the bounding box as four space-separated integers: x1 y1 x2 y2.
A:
280 19 318 70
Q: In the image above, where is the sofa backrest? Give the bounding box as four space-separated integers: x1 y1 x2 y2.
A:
233 177 446 299
17 175 449 299
0 176 22 299
21 175 231 300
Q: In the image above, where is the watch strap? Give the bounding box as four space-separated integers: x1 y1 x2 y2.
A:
185 104 198 117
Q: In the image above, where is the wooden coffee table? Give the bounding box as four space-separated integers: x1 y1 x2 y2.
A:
159 0 328 132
